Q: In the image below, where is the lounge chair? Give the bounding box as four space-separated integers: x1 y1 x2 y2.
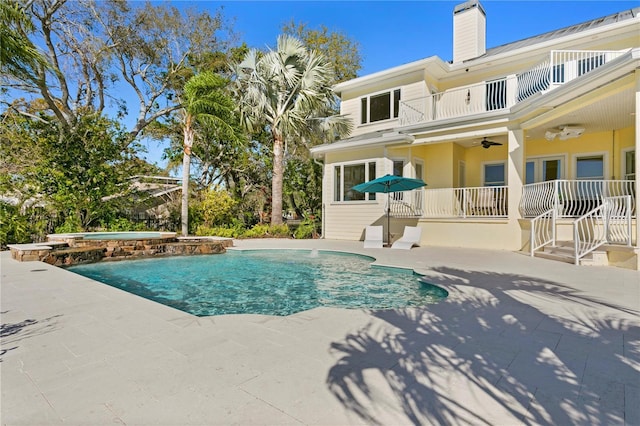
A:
391 226 422 250
363 225 383 248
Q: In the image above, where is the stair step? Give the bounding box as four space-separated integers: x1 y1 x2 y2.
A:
534 250 576 264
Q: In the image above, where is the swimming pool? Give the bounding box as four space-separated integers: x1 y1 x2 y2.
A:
68 250 447 316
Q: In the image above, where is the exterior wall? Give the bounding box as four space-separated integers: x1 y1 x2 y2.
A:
463 143 508 187
524 127 634 180
323 148 386 241
342 81 427 137
420 219 523 250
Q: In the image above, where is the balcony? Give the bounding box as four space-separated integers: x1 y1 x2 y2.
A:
390 180 635 220
398 50 629 127
520 180 636 218
390 186 508 219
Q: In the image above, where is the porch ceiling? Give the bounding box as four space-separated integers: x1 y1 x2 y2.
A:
524 85 635 140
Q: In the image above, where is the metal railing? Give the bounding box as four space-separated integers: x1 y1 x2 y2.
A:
520 180 636 218
605 196 633 246
530 209 556 256
422 186 508 218
573 196 633 264
398 49 629 127
387 189 424 217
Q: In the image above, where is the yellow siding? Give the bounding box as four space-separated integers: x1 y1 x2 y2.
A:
525 127 634 180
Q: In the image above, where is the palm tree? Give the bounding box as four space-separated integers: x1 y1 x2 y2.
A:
180 72 236 236
232 34 351 225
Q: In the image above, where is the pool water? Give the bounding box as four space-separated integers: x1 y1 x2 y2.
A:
68 250 448 316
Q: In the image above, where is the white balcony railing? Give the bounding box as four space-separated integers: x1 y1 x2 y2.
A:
398 49 629 127
387 189 424 217
421 186 508 218
520 180 636 218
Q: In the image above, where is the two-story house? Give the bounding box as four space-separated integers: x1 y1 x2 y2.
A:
310 0 639 269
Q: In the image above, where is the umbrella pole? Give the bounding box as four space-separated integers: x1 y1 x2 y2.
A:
387 192 391 246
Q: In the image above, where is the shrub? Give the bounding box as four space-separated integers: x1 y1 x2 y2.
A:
241 223 290 238
0 203 31 247
54 215 83 234
195 224 243 238
293 218 318 239
104 217 146 232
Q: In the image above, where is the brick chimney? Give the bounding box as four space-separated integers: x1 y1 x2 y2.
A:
453 0 486 63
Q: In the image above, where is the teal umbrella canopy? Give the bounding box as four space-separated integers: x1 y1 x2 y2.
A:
352 174 426 194
352 174 426 246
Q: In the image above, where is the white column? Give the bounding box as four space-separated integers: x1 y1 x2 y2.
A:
507 128 525 223
635 71 639 263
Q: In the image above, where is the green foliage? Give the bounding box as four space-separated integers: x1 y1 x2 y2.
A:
292 217 319 239
282 20 362 83
195 224 243 238
1 106 156 231
103 218 147 232
0 203 30 247
54 215 82 234
200 187 237 227
242 224 290 239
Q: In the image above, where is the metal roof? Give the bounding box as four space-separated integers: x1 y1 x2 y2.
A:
478 7 639 60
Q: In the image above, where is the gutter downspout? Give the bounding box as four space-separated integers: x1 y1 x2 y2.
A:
313 157 325 239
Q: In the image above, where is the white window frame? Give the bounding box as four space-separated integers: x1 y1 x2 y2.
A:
622 147 635 180
360 87 401 125
458 160 466 188
414 159 424 181
332 160 378 203
391 158 406 177
525 155 566 183
482 160 506 187
572 151 608 180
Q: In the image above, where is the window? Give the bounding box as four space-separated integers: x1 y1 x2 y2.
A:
526 156 563 184
483 162 505 187
360 89 401 124
334 161 377 202
392 160 404 177
576 155 604 180
624 150 635 180
415 161 424 181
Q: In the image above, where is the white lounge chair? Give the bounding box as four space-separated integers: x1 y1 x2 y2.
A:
391 226 422 250
363 225 383 248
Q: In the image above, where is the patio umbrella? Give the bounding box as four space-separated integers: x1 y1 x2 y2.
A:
352 174 427 246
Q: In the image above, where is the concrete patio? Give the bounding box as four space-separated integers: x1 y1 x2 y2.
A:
1 239 639 425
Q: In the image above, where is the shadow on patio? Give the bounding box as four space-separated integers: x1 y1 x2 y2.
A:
326 268 639 425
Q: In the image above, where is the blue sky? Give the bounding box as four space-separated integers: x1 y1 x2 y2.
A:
141 0 638 167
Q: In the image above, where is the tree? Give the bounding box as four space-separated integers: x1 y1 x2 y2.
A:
2 0 232 143
0 0 49 80
0 102 157 231
282 20 362 83
232 35 352 225
180 72 238 236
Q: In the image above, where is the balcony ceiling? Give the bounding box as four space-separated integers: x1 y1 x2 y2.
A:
525 86 636 140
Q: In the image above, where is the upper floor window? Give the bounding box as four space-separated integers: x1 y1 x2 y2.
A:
360 89 401 124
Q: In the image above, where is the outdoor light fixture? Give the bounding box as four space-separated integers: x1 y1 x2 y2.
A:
465 89 471 104
545 125 585 141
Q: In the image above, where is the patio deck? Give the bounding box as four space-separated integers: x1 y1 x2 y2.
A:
1 239 639 425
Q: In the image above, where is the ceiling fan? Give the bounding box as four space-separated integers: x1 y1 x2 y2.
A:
479 137 502 149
